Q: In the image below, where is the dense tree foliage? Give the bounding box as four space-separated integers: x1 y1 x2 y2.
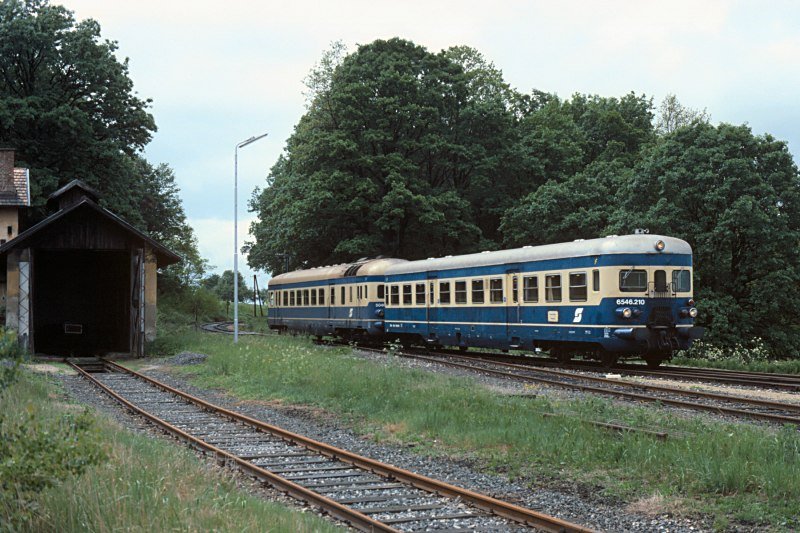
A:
612 124 800 353
0 0 204 287
249 38 800 357
202 270 254 303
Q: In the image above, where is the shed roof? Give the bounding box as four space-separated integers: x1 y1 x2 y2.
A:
0 197 180 266
47 179 100 203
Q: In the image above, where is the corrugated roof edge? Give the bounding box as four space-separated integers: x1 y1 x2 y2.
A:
385 235 692 275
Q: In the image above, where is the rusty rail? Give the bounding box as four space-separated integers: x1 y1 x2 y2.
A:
70 359 595 533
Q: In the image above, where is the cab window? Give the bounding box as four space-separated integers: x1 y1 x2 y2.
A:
620 269 647 292
569 272 587 302
545 274 562 302
673 269 691 292
377 284 385 300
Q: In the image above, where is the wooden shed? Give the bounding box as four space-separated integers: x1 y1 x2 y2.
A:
0 177 180 356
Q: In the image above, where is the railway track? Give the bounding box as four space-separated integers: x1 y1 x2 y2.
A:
200 321 270 336
354 348 800 427
68 358 592 533
442 351 800 392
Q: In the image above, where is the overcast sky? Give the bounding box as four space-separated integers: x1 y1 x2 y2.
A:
65 0 800 282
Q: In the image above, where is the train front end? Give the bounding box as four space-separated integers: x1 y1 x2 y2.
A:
599 236 704 366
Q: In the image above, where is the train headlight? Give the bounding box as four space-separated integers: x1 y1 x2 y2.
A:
654 240 666 252
687 298 695 306
689 307 698 318
616 307 633 318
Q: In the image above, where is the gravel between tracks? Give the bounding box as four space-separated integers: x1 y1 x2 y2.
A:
56 364 714 533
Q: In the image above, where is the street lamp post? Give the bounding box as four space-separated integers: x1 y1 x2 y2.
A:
234 132 268 343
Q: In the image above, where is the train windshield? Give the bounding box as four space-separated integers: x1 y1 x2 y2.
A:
619 269 647 292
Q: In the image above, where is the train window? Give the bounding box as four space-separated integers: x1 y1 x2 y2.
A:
439 282 451 304
377 284 385 300
673 270 691 292
349 286 353 303
283 291 288 306
290 291 296 306
319 288 325 305
512 277 518 304
330 287 335 305
415 283 426 305
545 275 562 302
403 284 412 305
472 279 485 304
269 291 275 307
303 290 309 306
455 281 467 304
429 282 434 304
341 286 345 305
523 276 538 303
592 269 600 292
620 269 647 292
569 272 587 302
364 285 369 299
490 278 504 303
357 286 362 300
390 285 400 305
311 289 317 306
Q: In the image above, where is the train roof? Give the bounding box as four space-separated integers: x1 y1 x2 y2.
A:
385 235 692 276
268 257 408 286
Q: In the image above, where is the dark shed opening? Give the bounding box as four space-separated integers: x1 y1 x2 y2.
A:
33 250 130 355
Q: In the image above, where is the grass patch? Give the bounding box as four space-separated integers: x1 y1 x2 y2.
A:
671 356 800 374
0 370 342 532
163 331 800 528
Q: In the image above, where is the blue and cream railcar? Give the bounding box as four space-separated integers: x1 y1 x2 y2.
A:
267 258 407 339
383 235 704 366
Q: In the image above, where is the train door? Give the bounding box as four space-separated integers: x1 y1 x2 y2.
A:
426 272 438 340
327 281 334 329
506 269 521 347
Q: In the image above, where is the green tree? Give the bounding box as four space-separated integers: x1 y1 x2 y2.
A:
249 39 517 272
205 270 253 303
501 160 633 246
0 0 204 291
612 123 800 355
0 0 155 221
655 93 710 135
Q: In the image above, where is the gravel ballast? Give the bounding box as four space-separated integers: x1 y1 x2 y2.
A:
57 363 713 533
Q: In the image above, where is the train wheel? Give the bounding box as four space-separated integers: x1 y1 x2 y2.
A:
601 352 619 368
644 351 668 368
551 348 571 364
